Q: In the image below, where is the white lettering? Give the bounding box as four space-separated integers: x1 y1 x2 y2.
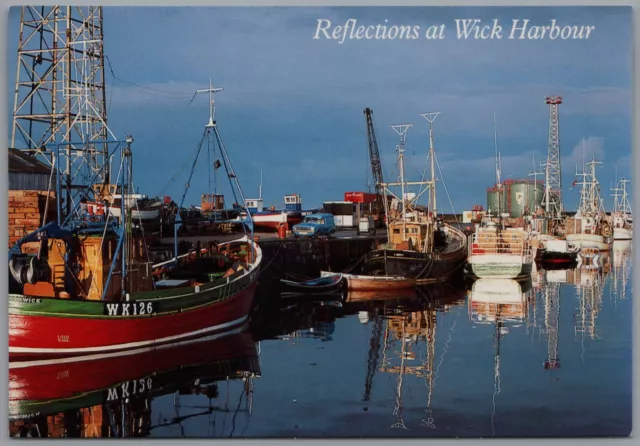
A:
147 302 153 314
455 19 478 39
57 334 69 343
313 19 332 40
509 19 595 40
106 303 118 316
455 19 501 39
509 19 529 39
121 381 130 398
107 388 118 401
425 24 446 40
122 303 130 316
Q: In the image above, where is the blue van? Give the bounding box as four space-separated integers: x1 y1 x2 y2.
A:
292 213 336 238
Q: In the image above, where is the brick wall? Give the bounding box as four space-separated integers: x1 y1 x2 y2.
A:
8 190 57 252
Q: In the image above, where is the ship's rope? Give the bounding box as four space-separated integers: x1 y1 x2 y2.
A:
130 182 153 266
157 137 207 197
434 152 459 226
257 239 287 278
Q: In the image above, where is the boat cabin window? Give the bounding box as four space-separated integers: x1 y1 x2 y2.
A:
393 228 400 234
285 195 300 204
304 216 324 224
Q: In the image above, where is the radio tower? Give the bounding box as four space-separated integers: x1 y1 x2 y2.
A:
542 96 563 219
11 6 114 202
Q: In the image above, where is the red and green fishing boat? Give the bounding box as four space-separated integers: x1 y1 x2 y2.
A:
9 81 262 361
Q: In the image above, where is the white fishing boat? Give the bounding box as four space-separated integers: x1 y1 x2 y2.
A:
109 194 163 221
85 187 163 222
565 158 612 251
467 115 533 279
611 177 632 241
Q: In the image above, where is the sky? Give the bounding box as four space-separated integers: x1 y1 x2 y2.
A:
5 6 633 212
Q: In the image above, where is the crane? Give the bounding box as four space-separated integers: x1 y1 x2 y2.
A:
364 108 385 226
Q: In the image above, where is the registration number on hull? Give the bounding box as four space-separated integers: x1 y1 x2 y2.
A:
105 378 153 401
104 301 156 316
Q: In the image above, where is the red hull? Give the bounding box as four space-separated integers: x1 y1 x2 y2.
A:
287 215 303 226
9 283 257 361
9 329 257 404
253 220 284 231
252 216 302 231
541 258 575 264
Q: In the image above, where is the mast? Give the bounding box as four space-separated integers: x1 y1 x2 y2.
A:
420 112 440 217
493 113 503 226
390 124 412 241
620 178 632 216
528 153 544 216
611 179 622 215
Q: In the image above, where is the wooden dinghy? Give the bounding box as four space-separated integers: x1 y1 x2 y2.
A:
280 274 345 297
320 271 416 291
346 288 418 303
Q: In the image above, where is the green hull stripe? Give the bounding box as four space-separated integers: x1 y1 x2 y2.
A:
9 269 258 319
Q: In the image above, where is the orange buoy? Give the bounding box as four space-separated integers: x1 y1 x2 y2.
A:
277 223 287 239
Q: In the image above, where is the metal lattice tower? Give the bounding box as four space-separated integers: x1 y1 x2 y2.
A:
542 96 563 219
11 6 114 193
543 277 560 370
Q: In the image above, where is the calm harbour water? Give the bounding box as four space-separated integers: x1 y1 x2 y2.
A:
9 243 632 438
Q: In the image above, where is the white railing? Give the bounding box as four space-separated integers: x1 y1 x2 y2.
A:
471 231 531 257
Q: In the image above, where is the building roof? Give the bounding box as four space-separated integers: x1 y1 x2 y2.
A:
8 148 51 174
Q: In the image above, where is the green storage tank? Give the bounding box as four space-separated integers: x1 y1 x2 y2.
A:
486 187 507 216
506 180 544 218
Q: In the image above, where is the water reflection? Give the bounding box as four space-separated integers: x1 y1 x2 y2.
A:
611 241 632 303
9 329 259 438
345 284 466 431
468 278 530 436
8 255 632 437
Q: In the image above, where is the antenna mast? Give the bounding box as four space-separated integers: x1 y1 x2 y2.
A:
420 112 440 217
194 78 224 128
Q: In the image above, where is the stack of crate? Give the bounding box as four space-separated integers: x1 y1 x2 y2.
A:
9 190 57 253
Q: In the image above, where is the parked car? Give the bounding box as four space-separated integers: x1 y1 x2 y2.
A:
292 213 336 238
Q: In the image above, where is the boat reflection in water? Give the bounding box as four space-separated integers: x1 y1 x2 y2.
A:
250 292 344 343
611 240 632 304
9 328 260 438
468 278 530 436
346 283 466 430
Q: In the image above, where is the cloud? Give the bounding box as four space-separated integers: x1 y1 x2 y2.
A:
5 6 632 213
613 154 632 178
561 136 605 173
440 150 545 184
